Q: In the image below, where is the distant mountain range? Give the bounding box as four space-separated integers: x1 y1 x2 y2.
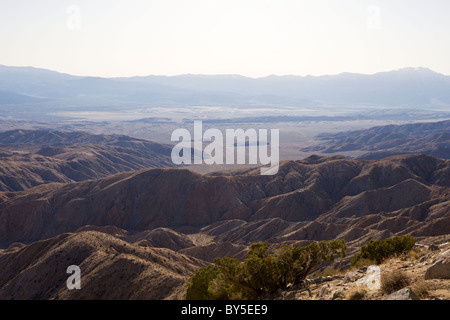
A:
302 119 450 160
1 65 450 108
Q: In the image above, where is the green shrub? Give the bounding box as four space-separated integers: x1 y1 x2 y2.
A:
351 235 416 266
186 239 347 300
185 265 222 300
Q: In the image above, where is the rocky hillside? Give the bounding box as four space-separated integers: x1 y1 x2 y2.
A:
0 230 206 300
0 228 447 300
263 237 450 300
0 154 448 248
0 153 448 300
302 119 450 160
0 129 175 191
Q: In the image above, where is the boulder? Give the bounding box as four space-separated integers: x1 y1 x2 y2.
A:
424 249 450 280
317 284 331 299
352 265 381 290
332 289 344 300
343 271 361 284
428 244 440 251
384 287 420 300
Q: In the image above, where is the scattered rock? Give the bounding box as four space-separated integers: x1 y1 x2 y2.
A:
332 289 344 300
428 244 440 251
383 287 420 300
356 265 381 290
317 284 331 299
343 271 361 284
277 288 287 297
424 249 450 280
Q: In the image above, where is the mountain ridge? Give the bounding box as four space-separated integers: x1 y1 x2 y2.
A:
0 230 207 299
0 154 448 247
0 129 176 191
302 119 450 160
2 64 450 107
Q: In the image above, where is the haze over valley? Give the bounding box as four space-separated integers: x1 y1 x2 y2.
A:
1 65 449 167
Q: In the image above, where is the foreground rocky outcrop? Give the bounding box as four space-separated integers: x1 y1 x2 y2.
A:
425 249 450 280
383 287 420 300
261 238 450 301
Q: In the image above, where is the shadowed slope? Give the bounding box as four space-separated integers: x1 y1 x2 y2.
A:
0 154 448 247
0 231 206 300
0 129 176 191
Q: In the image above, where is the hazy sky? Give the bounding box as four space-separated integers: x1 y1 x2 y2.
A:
0 0 449 77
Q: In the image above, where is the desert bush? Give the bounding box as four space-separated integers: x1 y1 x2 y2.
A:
351 235 416 266
186 239 347 300
408 249 420 260
412 281 432 299
347 287 367 300
380 270 410 294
